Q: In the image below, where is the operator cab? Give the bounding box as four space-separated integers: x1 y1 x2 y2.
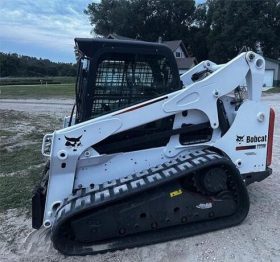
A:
74 38 181 123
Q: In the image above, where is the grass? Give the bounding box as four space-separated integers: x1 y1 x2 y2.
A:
0 83 75 99
0 142 45 213
0 109 61 213
0 76 75 85
23 131 45 141
0 144 44 174
0 109 32 123
264 87 280 93
0 166 43 212
0 130 17 137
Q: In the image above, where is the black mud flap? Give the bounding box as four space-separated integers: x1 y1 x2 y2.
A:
32 186 46 229
32 163 49 229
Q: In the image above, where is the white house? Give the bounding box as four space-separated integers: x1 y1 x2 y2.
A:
264 57 280 87
162 40 197 75
107 34 198 74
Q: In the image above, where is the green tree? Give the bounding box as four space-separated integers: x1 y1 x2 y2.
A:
188 3 210 61
85 0 196 41
85 0 280 63
0 52 77 77
207 0 280 62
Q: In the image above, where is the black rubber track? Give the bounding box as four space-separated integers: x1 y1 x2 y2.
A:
51 149 249 256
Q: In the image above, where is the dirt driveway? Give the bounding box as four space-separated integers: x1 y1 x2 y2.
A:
0 94 279 262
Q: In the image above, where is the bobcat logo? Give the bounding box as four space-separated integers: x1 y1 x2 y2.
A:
65 135 82 149
236 135 244 143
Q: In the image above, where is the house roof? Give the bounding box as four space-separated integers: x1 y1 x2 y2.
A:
163 40 189 57
265 57 280 64
176 57 197 70
105 34 196 69
163 40 182 52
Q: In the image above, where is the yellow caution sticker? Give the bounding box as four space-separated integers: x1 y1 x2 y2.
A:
169 189 183 198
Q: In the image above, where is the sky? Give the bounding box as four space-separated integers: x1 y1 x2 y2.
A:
0 0 93 62
0 0 205 63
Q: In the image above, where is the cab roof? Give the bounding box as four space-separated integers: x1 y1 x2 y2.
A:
74 38 174 58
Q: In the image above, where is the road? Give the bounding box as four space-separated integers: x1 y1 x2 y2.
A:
0 94 279 262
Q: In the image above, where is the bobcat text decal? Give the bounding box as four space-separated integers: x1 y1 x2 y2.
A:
246 135 267 143
236 135 267 151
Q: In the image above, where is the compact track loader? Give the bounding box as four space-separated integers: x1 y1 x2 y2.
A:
32 38 275 256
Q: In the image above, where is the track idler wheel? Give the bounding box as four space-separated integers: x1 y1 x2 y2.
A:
192 167 228 194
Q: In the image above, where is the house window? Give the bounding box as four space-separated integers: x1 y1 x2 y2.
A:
175 52 181 58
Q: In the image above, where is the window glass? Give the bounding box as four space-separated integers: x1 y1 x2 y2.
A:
91 53 179 117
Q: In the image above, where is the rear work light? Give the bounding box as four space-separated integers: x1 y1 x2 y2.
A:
266 108 275 166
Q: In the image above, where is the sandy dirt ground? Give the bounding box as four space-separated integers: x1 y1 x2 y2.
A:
0 94 279 262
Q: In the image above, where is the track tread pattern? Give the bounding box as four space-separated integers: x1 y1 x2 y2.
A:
51 149 249 256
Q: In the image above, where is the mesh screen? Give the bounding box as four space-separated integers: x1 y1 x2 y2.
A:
91 53 178 117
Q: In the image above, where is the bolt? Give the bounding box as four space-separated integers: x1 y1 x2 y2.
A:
84 150 91 157
235 159 242 167
44 221 51 227
213 89 219 97
257 112 265 122
249 53 255 61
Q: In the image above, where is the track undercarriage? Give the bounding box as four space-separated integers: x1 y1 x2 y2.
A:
51 149 249 255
